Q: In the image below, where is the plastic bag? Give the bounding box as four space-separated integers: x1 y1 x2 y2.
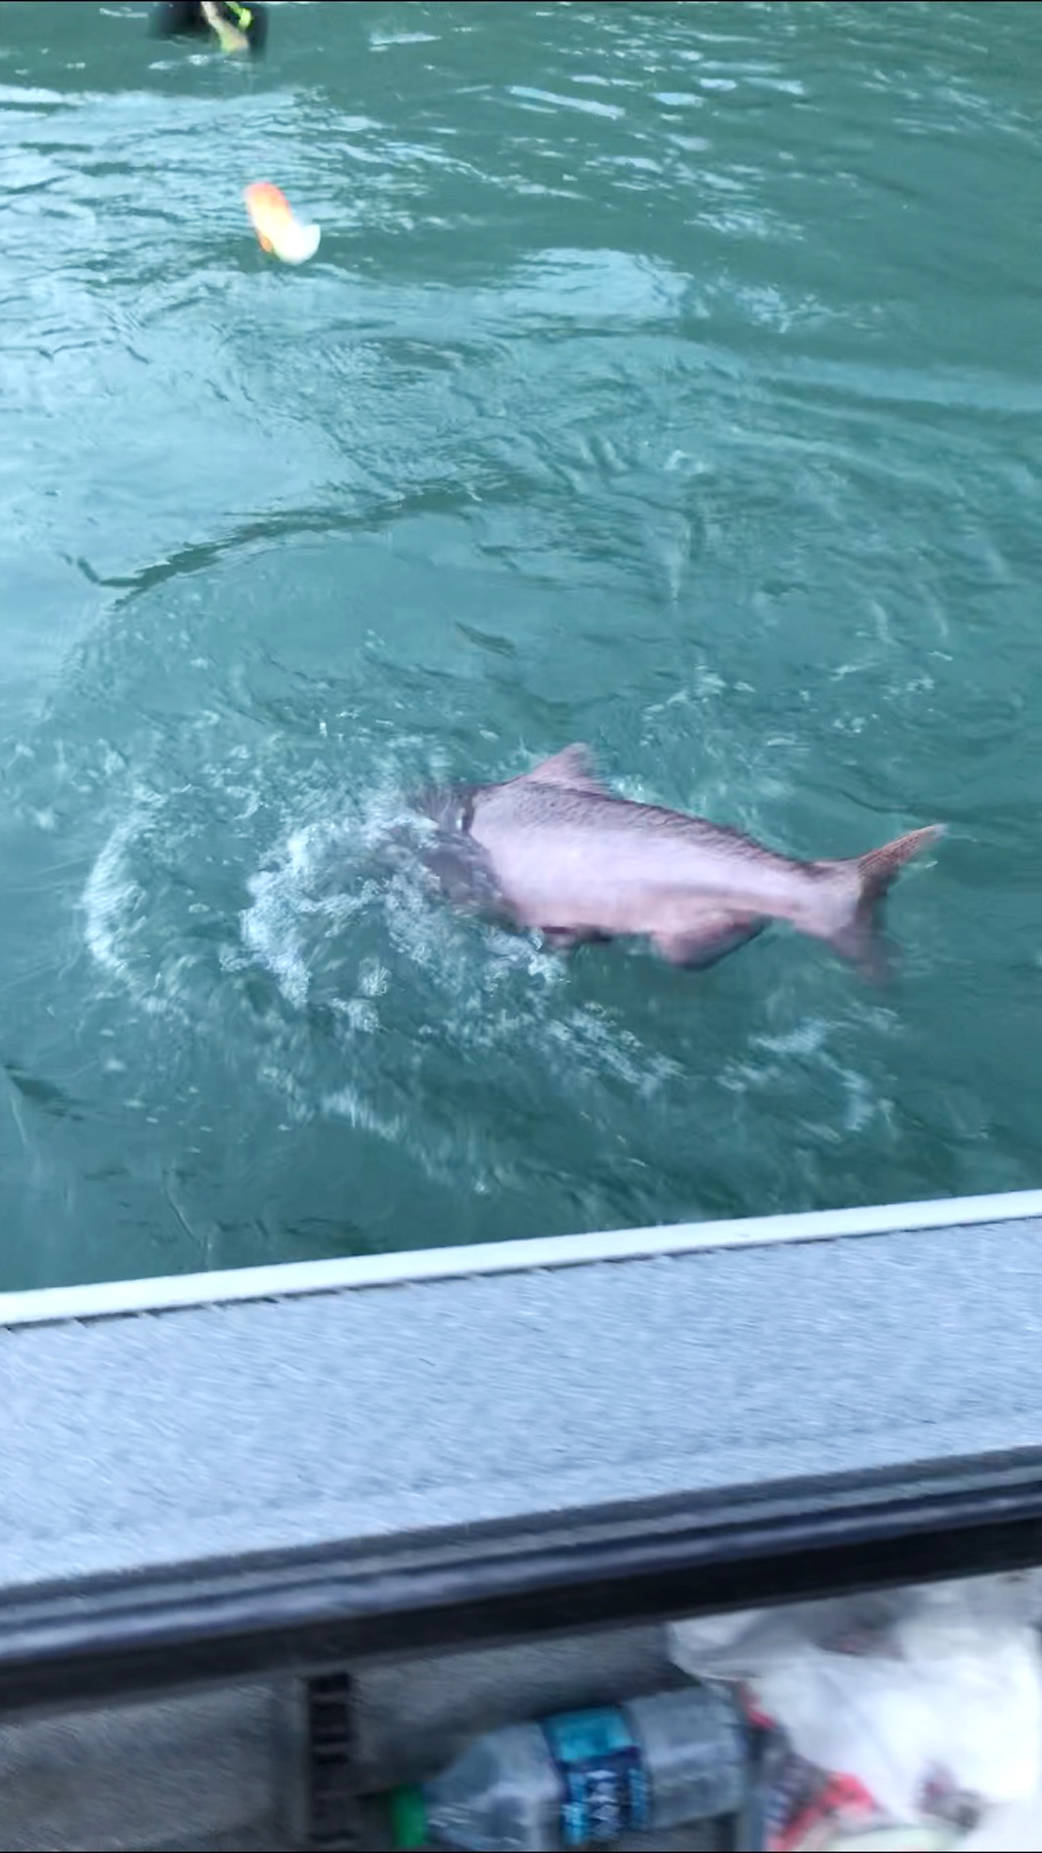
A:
669 1574 1042 1850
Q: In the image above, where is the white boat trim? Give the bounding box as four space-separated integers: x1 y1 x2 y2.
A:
2 1186 1040 1329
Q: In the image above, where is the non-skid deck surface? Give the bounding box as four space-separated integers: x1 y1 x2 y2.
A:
3 1217 1042 1589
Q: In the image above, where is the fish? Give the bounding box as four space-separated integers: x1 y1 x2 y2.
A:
417 744 942 976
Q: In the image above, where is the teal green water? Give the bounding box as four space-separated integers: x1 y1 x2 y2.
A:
1 1 1039 1290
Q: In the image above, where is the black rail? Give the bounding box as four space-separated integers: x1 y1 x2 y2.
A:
2 1445 1041 1713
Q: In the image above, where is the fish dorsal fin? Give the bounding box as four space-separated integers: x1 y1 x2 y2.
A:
524 744 607 793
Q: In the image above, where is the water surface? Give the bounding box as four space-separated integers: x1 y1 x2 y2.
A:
1 1 1039 1289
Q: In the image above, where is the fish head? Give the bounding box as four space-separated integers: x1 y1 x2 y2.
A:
412 781 478 834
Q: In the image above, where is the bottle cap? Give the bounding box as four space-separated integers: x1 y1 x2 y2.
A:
389 1784 428 1850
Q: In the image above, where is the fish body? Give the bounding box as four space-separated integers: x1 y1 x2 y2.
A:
420 745 941 974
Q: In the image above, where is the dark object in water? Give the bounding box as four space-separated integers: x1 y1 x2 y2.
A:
419 744 942 977
150 1 268 55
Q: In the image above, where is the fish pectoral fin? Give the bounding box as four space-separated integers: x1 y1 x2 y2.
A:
524 744 609 794
652 915 769 970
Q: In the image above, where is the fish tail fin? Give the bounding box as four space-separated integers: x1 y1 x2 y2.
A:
830 825 943 978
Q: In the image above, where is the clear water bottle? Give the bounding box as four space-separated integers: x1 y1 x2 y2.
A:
388 1683 748 1850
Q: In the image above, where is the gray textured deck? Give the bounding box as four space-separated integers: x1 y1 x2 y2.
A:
4 1215 1042 1593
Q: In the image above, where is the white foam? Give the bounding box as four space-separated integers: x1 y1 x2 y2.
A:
755 1019 829 1057
321 1085 404 1142
82 811 158 1009
240 830 317 1011
239 800 389 1011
